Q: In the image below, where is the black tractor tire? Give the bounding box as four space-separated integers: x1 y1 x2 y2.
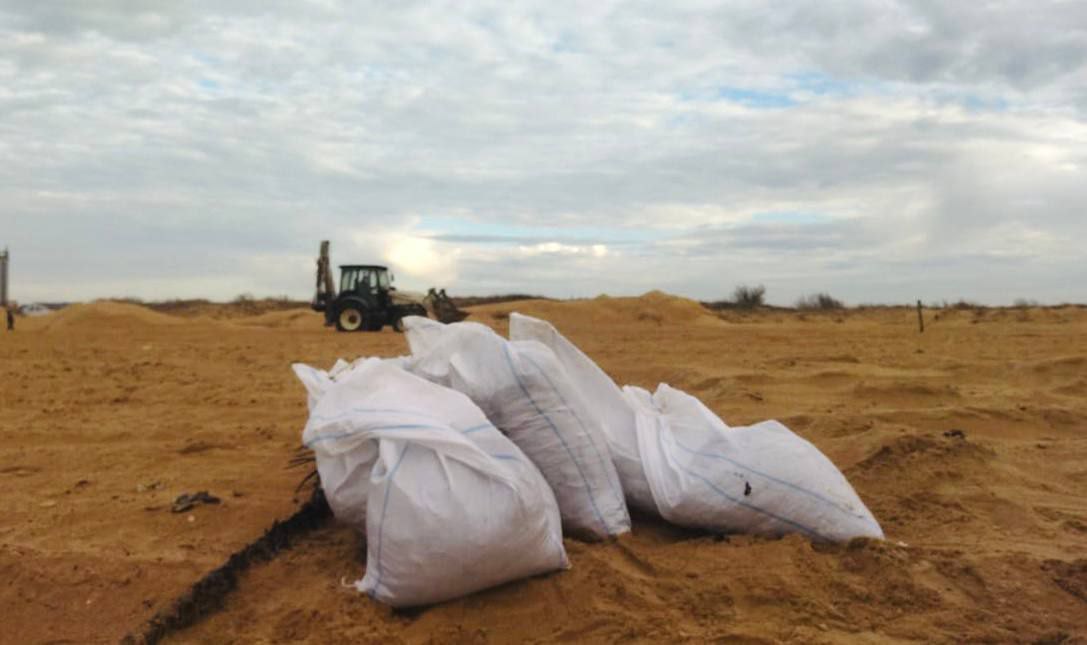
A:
335 305 365 332
391 316 405 333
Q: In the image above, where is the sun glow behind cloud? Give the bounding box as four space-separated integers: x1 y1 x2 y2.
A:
371 233 460 288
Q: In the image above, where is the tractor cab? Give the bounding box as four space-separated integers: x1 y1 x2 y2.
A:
321 264 426 332
339 265 394 304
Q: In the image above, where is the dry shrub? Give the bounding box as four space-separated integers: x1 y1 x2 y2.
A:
453 294 548 307
702 284 767 311
795 292 845 310
732 284 766 309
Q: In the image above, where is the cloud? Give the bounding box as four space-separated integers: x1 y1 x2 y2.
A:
518 242 610 257
1 1 1085 305
381 234 459 287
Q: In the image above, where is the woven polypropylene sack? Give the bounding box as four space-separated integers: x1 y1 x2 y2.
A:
625 383 884 542
296 358 568 607
403 317 631 541
509 313 657 515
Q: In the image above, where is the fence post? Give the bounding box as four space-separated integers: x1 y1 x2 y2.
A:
0 248 8 308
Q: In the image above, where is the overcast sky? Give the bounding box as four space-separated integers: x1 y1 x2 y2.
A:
2 1 1085 305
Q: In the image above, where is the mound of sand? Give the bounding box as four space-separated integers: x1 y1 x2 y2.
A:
469 290 722 329
231 308 326 330
31 301 185 331
23 300 328 333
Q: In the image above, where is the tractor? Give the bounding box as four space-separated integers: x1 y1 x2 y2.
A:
311 241 468 332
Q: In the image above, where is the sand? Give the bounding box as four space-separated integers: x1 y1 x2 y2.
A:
1 296 1085 643
33 301 186 331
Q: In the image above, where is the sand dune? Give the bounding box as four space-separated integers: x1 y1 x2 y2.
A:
27 300 185 331
470 291 724 329
2 295 1085 643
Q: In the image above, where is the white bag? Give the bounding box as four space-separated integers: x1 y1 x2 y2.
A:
295 358 569 607
511 312 883 542
403 317 631 541
626 384 884 542
509 313 658 514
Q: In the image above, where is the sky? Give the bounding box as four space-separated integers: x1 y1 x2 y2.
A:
2 1 1086 306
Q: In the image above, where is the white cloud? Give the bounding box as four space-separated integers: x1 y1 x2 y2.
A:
519 242 582 256
382 234 459 287
1 1 1086 305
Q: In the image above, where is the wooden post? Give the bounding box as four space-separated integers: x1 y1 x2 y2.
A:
917 299 924 333
0 248 8 308
315 240 334 303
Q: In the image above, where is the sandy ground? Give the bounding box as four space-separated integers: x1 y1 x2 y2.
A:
1 295 1085 644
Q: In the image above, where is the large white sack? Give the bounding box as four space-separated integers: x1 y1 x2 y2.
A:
293 358 414 527
402 317 492 387
403 317 631 541
294 356 410 413
294 361 336 413
625 384 884 542
295 358 569 607
509 313 657 514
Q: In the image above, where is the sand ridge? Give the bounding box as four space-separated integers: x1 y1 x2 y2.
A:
470 290 724 329
28 300 187 331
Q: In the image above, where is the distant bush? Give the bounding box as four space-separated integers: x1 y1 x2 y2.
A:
732 284 766 309
1013 298 1039 308
700 284 768 311
795 292 844 310
451 294 548 307
854 303 894 310
931 299 978 310
146 298 211 314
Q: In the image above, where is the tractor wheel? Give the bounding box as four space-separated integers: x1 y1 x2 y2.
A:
392 316 405 333
336 306 364 332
